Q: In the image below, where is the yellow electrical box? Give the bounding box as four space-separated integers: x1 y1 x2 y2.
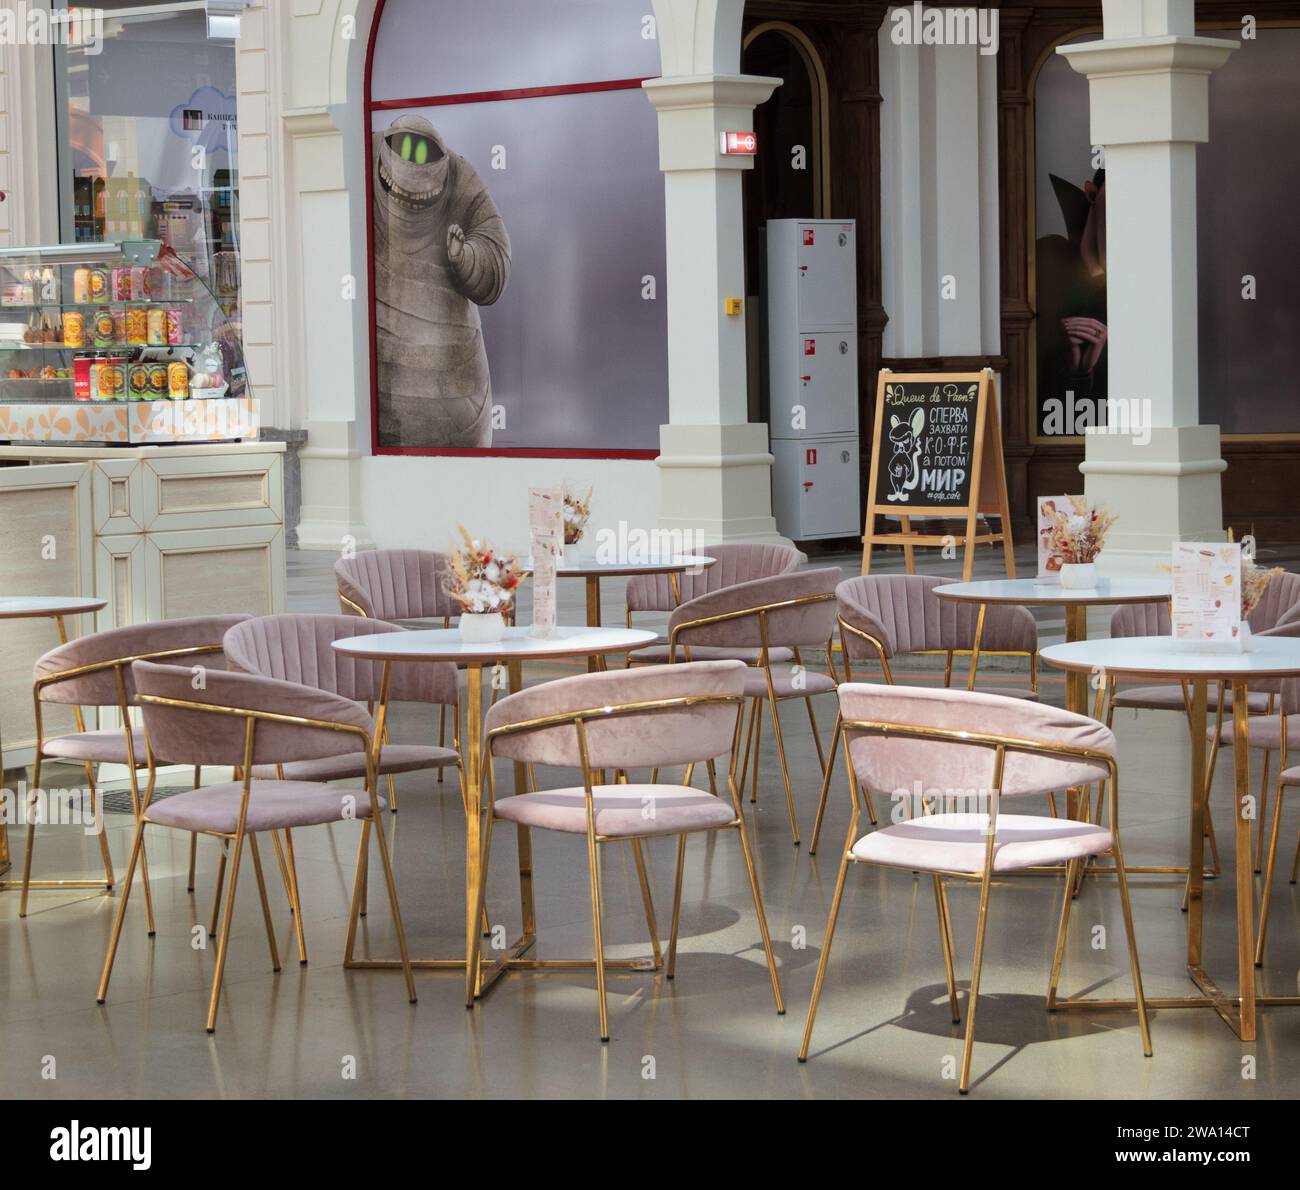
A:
725 298 744 316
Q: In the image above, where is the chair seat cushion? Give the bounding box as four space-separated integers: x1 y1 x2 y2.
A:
251 743 459 782
42 726 146 765
629 643 794 665
146 780 385 835
1280 765 1300 787
850 812 1113 875
1208 713 1299 750
493 783 736 837
1117 684 1270 713
740 667 837 699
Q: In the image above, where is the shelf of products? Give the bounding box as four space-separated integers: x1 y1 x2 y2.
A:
0 240 252 445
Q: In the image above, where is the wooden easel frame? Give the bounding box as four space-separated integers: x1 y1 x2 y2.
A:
861 368 1015 580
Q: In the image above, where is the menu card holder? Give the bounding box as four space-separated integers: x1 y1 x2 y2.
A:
528 487 563 638
1170 541 1243 652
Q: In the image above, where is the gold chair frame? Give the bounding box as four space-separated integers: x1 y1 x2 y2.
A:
97 691 415 1032
799 715 1151 1094
19 640 224 918
468 690 784 1040
665 590 835 846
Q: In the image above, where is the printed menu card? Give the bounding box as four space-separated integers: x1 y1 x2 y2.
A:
1171 541 1242 649
528 487 563 638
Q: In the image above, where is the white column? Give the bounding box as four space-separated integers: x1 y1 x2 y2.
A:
645 0 788 546
1059 0 1236 573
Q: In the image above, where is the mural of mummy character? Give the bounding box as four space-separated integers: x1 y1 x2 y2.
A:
372 114 511 447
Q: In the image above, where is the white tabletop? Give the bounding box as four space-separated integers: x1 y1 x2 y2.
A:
522 554 716 578
0 595 106 619
332 624 658 664
1041 634 1300 679
934 577 1170 606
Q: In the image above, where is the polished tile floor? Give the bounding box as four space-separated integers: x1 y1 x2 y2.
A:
3 545 1298 1098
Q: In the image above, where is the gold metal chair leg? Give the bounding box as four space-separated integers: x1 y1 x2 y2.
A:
738 696 757 797
96 818 148 1004
804 695 827 776
357 829 370 918
18 769 39 917
369 801 417 1004
271 829 293 909
438 703 447 784
247 833 281 973
186 833 198 893
666 833 686 980
342 820 370 965
1254 785 1286 967
84 762 114 889
761 680 801 845
206 828 247 1033
209 840 228 939
1254 750 1272 873
1291 825 1300 885
585 830 610 1042
934 875 960 1023
1046 858 1080 1010
630 838 663 968
808 711 841 856
283 828 308 965
959 861 997 1094
732 778 784 1015
1112 840 1153 1057
798 822 853 1060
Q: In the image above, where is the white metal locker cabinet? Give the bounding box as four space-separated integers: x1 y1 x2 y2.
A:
794 222 856 330
771 435 861 540
769 331 858 438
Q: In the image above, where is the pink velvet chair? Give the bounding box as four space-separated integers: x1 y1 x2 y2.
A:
664 567 841 845
472 660 783 1040
335 548 460 770
799 683 1151 1094
808 574 1038 854
222 614 461 960
625 543 801 665
24 613 250 919
97 660 415 1032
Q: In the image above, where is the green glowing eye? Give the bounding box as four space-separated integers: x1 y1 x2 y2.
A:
400 134 412 161
414 138 428 165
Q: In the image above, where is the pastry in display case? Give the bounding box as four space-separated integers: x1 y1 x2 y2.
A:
0 239 256 445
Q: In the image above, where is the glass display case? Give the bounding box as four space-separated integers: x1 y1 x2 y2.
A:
0 240 256 445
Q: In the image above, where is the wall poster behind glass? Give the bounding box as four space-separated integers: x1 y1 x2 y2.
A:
1033 26 1300 438
367 0 667 455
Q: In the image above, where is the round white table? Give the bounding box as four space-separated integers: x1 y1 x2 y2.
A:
523 554 715 669
934 577 1171 714
0 595 106 882
331 624 657 996
1040 634 1300 1041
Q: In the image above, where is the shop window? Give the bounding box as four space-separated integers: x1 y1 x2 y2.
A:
367 0 667 456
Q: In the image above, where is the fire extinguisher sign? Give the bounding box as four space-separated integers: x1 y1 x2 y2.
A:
803 229 815 246
806 448 817 465
803 338 816 356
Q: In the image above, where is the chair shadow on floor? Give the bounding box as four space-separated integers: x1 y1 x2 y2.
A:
802 976 1152 1093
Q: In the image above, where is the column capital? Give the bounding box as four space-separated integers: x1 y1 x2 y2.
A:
1058 35 1237 145
642 73 781 171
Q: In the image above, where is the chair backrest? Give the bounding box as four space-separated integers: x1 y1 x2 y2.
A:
1249 569 1300 631
836 574 1036 661
838 682 1114 799
667 567 841 652
1109 601 1171 638
625 543 801 614
34 614 252 707
133 659 373 768
223 614 457 706
335 549 454 620
485 660 745 770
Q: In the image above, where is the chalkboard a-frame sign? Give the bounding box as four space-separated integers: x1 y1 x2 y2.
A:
862 369 1016 580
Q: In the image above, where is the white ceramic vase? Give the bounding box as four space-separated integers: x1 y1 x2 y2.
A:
459 611 506 643
1058 562 1098 589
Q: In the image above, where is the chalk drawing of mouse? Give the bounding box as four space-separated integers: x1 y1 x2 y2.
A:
886 407 924 502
